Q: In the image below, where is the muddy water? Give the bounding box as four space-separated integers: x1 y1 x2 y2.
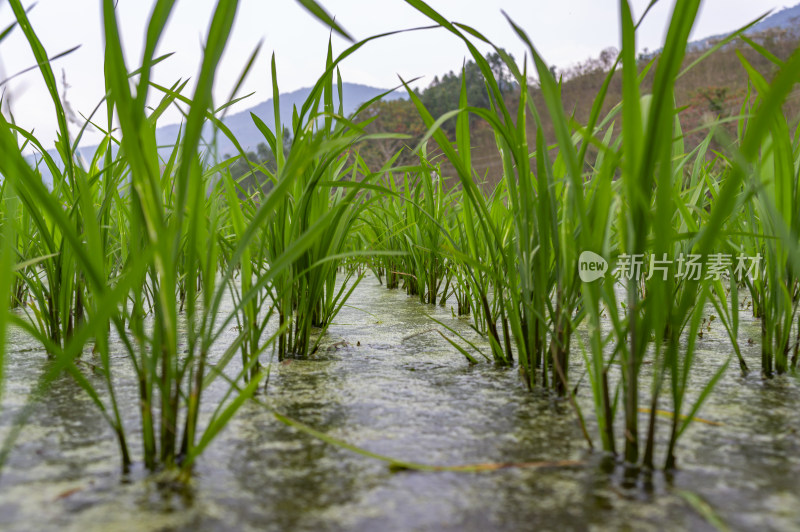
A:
1 277 799 531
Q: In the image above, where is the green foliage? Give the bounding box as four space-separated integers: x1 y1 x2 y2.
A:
419 52 517 134
397 0 800 474
0 0 394 476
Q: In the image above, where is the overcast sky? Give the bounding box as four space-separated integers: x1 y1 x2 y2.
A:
0 0 787 147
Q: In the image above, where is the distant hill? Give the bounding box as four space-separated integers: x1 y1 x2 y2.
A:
29 82 405 182
155 82 406 157
689 3 800 51
751 3 800 33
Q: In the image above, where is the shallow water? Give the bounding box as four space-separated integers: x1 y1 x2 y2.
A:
1 277 799 531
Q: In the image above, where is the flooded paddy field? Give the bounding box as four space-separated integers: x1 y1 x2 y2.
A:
1 277 798 532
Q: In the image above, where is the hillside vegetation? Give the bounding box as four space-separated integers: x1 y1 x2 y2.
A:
357 27 800 188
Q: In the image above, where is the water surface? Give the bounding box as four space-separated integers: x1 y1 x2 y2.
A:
1 277 798 531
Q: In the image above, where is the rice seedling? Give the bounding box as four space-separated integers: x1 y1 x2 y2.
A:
0 0 386 476
0 179 29 309
241 46 413 360
0 179 17 404
362 170 407 290
398 0 800 473
402 0 595 380
394 158 450 304
366 154 455 304
727 49 800 377
588 1 800 470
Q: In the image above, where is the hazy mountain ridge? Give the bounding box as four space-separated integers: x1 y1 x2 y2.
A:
28 82 405 181
156 82 405 156
750 3 800 33
689 3 800 51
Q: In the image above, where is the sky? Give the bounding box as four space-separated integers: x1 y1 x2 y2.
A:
0 0 788 148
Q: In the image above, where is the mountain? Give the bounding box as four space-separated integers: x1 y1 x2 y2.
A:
28 82 405 183
689 3 800 51
750 3 800 33
155 82 406 157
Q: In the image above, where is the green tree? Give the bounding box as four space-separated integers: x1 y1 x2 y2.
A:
226 132 289 195
358 98 426 169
